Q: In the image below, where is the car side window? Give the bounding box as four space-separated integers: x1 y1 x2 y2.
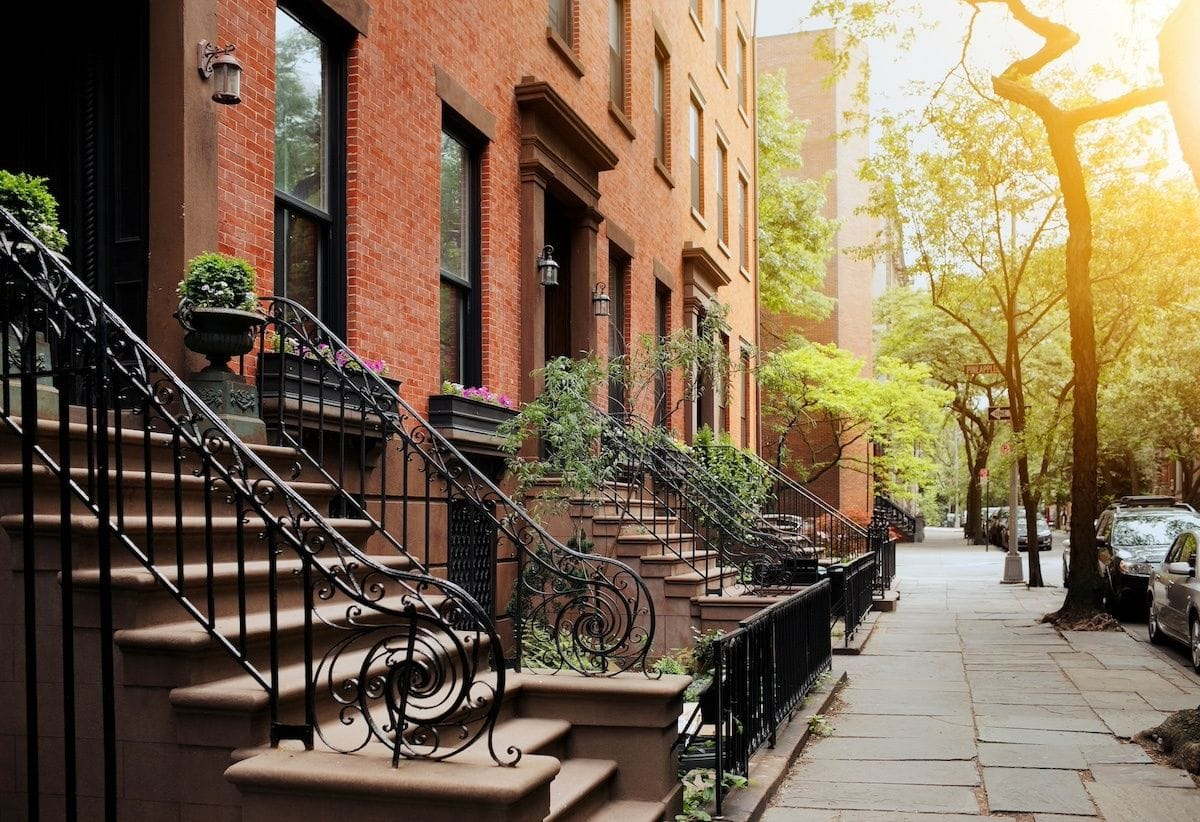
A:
1097 513 1112 541
1182 534 1198 566
1167 535 1185 564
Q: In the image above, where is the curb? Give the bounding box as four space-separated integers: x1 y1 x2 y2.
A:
832 610 882 656
712 668 849 822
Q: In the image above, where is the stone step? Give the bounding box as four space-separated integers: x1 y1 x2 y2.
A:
546 758 617 822
0 463 339 519
636 550 722 579
664 567 740 598
70 553 415 627
585 799 667 822
224 746 560 822
3 513 380 570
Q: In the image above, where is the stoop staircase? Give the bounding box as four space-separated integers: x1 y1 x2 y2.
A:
0 211 682 819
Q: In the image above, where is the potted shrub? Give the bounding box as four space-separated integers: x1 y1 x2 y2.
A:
176 253 263 371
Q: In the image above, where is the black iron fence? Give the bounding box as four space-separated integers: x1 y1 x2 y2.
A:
833 552 877 646
709 580 833 814
871 523 897 595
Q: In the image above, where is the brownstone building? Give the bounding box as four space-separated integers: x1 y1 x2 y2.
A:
757 28 877 517
1 0 764 818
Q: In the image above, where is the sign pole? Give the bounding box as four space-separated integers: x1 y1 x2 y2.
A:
1002 445 1024 584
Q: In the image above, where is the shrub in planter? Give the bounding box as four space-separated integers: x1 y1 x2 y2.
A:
176 253 262 370
0 170 68 253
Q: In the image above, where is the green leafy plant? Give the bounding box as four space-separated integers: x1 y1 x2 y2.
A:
0 170 67 252
692 426 774 514
807 714 834 737
177 252 258 319
675 769 748 822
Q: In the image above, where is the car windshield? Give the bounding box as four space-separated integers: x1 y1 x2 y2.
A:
1112 515 1200 547
1014 519 1049 535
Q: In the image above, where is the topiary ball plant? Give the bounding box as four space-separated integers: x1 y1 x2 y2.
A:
177 252 259 322
0 170 68 253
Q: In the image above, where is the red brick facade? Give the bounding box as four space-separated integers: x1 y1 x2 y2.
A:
200 0 758 447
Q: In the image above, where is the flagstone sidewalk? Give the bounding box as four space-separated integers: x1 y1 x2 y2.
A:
762 527 1200 821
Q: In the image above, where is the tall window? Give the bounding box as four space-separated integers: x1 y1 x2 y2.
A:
608 251 629 415
737 174 749 270
609 0 626 110
275 5 346 331
689 99 703 215
655 285 670 426
439 124 482 386
716 141 728 245
550 0 573 46
690 0 701 22
714 0 725 69
740 350 751 448
718 332 730 434
736 33 747 111
653 46 669 167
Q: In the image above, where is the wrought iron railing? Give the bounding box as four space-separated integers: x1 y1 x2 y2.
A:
871 523 897 595
828 552 876 647
0 211 516 817
596 411 795 593
248 297 654 677
698 445 873 563
709 580 832 815
874 493 917 538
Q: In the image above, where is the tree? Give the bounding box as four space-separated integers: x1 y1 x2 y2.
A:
757 71 838 322
758 340 951 497
812 0 1187 618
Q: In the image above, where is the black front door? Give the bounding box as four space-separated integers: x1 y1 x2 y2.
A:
1 3 150 339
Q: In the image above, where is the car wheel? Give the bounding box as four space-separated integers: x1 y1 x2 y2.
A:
1191 617 1200 674
1148 600 1164 645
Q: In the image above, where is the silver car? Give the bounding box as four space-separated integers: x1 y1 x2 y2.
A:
1147 528 1200 671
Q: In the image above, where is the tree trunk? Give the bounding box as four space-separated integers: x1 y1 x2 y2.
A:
1161 0 1200 191
1018 454 1044 586
966 447 991 544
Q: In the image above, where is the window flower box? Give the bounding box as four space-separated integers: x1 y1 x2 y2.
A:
427 393 517 441
258 351 400 413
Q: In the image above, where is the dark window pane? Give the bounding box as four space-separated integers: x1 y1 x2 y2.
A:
280 210 320 314
275 8 326 209
608 256 627 415
654 54 666 163
549 0 572 45
440 132 469 281
440 280 464 384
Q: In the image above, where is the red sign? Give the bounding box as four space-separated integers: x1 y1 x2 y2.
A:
979 468 989 480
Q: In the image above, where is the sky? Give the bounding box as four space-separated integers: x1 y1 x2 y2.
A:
752 1 1176 119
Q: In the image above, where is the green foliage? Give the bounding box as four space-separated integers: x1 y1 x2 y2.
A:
807 714 834 737
178 253 258 316
499 355 615 503
650 653 688 677
692 426 774 516
757 72 836 320
759 340 950 498
676 769 748 822
515 619 607 674
0 170 67 252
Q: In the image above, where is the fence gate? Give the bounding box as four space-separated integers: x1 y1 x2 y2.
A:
448 498 498 621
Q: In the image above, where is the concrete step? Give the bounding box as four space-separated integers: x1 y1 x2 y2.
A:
546 758 617 822
637 550 721 579
664 567 740 598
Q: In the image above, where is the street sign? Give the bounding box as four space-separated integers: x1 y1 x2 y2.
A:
965 363 1001 376
988 406 1012 421
1000 441 1012 456
979 468 988 479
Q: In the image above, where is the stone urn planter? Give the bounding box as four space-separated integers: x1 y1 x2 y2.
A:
181 306 264 371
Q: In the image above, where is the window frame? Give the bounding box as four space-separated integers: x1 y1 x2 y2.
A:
438 114 485 389
607 248 630 415
715 136 728 247
609 0 627 112
653 39 671 175
549 0 574 48
273 2 349 336
689 95 704 217
737 171 749 272
714 0 726 71
736 29 748 113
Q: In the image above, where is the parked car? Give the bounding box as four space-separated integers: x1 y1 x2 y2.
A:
1147 528 1200 671
1082 502 1200 618
985 507 1008 548
999 515 1052 551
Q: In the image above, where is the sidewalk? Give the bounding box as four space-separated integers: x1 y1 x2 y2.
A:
762 527 1200 821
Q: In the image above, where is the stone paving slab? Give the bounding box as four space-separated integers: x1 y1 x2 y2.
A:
1081 690 1153 710
974 710 1107 733
834 688 973 717
977 742 1087 769
1139 690 1200 711
1064 667 1184 692
1087 782 1200 821
761 809 839 822
975 726 1122 747
968 689 1089 706
1080 743 1154 765
1032 815 1099 821
803 735 977 761
828 714 974 739
773 781 980 814
786 758 980 786
1090 763 1196 788
840 814 986 822
1093 707 1173 738
981 767 1094 815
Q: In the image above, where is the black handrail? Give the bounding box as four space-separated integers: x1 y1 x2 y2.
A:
699 445 873 562
597 410 795 593
0 206 514 821
250 297 655 676
874 493 917 537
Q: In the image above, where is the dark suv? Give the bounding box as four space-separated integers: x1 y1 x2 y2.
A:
1086 499 1200 618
